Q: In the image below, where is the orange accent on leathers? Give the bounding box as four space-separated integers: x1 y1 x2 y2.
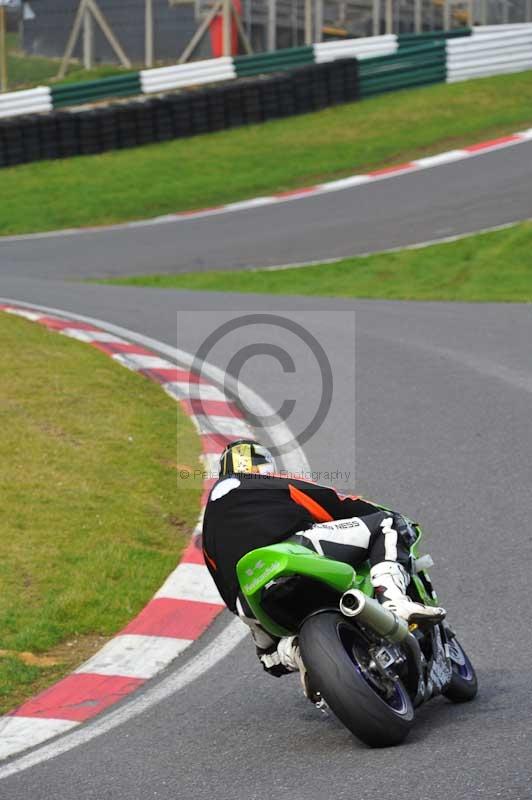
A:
288 484 334 523
203 548 217 571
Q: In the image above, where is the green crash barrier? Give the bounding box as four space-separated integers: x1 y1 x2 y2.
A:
397 27 471 47
361 39 446 64
359 42 447 96
234 46 314 77
359 66 447 97
52 73 142 109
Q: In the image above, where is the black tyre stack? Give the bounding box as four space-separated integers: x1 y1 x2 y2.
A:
116 105 138 149
39 115 60 161
0 118 25 167
79 111 102 155
56 112 81 158
0 58 360 169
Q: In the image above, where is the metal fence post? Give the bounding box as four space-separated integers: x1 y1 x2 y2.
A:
222 0 231 55
443 0 450 30
314 0 323 41
0 6 6 93
304 0 313 45
83 5 94 70
414 0 422 32
385 0 393 33
145 0 154 67
267 0 276 50
373 0 380 35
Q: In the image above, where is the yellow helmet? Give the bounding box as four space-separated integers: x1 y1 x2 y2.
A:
218 439 275 477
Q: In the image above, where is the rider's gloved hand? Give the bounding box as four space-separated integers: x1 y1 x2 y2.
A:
257 636 302 677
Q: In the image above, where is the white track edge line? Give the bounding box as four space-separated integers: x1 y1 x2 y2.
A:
0 131 530 245
253 219 528 272
0 619 248 781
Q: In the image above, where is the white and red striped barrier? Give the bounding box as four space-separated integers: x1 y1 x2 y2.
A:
0 303 253 760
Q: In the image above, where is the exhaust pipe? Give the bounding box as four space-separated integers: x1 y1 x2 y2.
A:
340 589 427 704
339 589 409 643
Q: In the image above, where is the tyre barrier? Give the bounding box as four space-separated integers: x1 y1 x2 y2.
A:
0 59 359 169
2 24 530 168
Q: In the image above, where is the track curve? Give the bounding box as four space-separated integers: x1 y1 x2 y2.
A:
0 139 532 279
0 142 531 799
0 284 530 800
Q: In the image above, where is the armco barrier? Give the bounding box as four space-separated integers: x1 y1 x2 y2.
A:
51 73 142 109
0 86 52 119
447 26 532 81
2 26 531 126
0 59 358 169
473 23 532 33
233 46 314 77
397 27 471 46
314 34 397 63
3 26 531 121
359 41 446 97
140 57 236 93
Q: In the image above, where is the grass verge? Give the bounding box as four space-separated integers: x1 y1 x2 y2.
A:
0 312 201 713
6 32 131 91
3 70 532 235
103 221 532 302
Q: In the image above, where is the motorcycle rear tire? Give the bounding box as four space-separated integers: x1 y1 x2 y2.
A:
299 611 414 748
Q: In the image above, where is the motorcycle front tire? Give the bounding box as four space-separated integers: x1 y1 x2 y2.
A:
442 637 478 703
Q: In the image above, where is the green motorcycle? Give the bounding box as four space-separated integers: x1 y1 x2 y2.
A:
237 527 477 748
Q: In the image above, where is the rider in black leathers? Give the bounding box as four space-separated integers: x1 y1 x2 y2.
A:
202 439 445 678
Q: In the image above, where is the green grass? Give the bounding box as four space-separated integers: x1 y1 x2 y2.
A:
103 222 532 302
3 70 532 236
6 32 131 91
0 312 201 713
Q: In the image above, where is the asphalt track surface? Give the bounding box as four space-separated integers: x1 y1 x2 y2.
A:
1 143 531 800
1 139 532 278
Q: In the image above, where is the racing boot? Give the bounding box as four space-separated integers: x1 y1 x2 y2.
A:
370 561 446 624
277 637 321 703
